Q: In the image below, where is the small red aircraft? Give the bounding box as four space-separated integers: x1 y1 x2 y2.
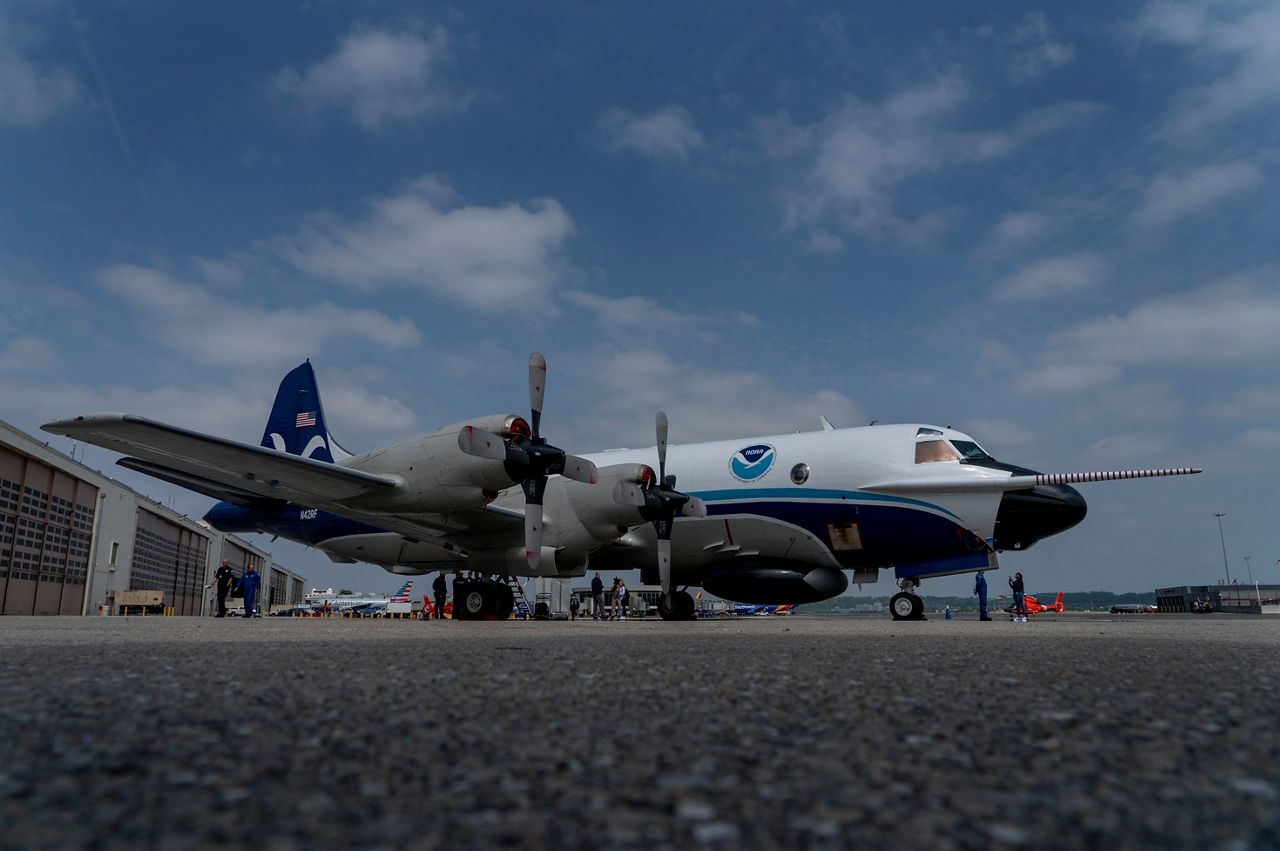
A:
1006 591 1064 617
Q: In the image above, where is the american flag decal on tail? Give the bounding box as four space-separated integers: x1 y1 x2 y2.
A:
296 412 317 428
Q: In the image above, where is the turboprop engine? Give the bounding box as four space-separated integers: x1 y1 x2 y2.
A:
339 414 535 513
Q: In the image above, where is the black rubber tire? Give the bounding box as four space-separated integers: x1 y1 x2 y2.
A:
458 583 493 620
890 592 924 621
492 583 514 620
659 590 697 620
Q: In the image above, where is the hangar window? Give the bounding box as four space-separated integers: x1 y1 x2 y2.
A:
915 440 961 464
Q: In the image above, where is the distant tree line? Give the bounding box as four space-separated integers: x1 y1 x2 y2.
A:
801 590 1157 614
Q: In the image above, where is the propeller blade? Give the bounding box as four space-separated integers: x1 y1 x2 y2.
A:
681 496 707 518
528 352 546 437
525 508 542 571
655 411 668 482
657 537 672 594
613 480 648 507
457 426 508 461
561 455 599 485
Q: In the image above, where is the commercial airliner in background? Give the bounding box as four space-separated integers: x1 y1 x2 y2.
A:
43 354 1200 621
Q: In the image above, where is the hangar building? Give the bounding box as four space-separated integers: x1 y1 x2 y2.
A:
1 418 305 616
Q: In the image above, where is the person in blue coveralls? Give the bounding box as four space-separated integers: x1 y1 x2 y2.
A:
974 571 991 621
240 564 261 618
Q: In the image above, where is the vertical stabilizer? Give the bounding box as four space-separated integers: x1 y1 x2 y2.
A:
259 361 351 462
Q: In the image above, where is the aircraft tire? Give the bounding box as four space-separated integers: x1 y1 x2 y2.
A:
492 583 514 620
674 590 696 620
890 592 924 621
457 583 493 620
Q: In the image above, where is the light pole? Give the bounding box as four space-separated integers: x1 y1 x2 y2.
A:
1213 513 1232 584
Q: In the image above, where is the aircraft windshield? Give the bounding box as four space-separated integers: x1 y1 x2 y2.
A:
915 440 961 464
950 440 993 462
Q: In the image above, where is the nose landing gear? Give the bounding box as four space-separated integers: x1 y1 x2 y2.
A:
890 579 925 621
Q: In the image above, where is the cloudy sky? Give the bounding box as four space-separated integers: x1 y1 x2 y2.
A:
2 1 1276 597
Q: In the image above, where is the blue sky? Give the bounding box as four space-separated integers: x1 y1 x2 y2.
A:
2 1 1277 596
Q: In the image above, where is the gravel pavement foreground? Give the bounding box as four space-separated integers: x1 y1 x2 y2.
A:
1 613 1278 850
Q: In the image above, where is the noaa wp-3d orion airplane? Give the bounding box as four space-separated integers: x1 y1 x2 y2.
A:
43 355 1200 621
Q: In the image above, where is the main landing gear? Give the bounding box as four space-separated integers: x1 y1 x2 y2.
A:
657 588 697 621
453 576 516 621
890 579 925 621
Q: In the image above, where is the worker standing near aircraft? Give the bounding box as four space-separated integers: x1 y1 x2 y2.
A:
207 559 235 618
240 564 261 618
1009 571 1027 622
974 571 990 621
432 572 447 620
591 571 604 620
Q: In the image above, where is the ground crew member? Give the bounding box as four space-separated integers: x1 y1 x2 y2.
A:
240 564 261 618
974 570 990 621
207 559 235 617
432 572 447 619
569 595 580 620
1009 571 1027 622
591 571 604 620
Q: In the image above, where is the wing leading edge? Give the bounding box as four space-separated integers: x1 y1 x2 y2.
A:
43 414 398 505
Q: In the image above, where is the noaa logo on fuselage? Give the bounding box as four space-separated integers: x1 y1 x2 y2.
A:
729 443 776 482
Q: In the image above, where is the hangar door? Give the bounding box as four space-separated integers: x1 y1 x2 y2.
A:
131 509 210 616
0 447 97 616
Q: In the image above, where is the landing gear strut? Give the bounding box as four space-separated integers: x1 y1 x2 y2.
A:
890 579 925 621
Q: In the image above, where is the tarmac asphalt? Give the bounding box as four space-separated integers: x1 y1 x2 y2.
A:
2 612 1278 851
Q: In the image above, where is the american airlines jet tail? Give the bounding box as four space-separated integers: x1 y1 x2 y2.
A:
259 361 351 462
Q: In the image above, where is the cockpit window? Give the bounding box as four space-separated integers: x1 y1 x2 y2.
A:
950 440 993 462
915 440 961 464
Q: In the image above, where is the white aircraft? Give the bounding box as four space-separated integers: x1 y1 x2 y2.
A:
43 354 1199 621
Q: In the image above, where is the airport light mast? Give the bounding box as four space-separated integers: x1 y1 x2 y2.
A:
1213 513 1231 585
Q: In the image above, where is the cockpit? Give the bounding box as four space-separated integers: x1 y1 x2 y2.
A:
913 427 994 465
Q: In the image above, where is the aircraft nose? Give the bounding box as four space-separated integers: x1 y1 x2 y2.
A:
993 483 1086 551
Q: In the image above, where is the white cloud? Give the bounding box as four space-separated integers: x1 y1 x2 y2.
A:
0 15 80 127
1084 433 1175 466
268 175 576 310
562 290 762 343
1131 160 1263 229
1006 13 1076 82
1019 273 1280 393
763 74 1102 241
991 251 1109 301
1132 1 1280 139
270 27 465 131
190 255 244 288
0 335 60 373
573 349 864 447
96 264 421 368
983 210 1053 256
597 105 706 163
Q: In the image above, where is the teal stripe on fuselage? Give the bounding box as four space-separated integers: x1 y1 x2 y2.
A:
690 488 962 522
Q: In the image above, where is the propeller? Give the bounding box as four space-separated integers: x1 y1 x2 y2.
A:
457 353 598 570
613 411 706 614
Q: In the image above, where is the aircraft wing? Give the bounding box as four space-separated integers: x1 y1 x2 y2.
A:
43 414 398 505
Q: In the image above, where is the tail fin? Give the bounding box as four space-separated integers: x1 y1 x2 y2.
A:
1052 592 1064 612
260 361 351 462
390 580 413 602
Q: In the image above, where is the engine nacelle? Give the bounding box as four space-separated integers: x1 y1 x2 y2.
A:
339 414 528 513
702 563 848 604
